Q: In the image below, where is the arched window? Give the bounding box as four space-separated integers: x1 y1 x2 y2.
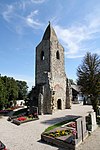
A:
56 51 60 59
41 51 44 60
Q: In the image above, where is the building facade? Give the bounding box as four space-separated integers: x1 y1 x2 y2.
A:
30 23 71 114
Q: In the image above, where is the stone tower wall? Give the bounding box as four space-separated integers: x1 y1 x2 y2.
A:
49 40 67 112
34 24 70 114
50 41 66 77
35 40 50 85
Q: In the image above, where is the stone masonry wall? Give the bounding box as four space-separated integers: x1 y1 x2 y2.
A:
35 40 50 85
35 24 70 114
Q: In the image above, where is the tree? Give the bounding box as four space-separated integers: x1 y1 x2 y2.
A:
1 76 18 107
0 75 28 109
77 52 100 115
8 78 18 105
0 77 8 109
0 78 5 109
16 80 28 100
69 79 76 85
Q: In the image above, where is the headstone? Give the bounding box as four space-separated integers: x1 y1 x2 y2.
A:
91 112 97 131
98 107 100 115
88 111 98 132
76 117 82 142
29 106 38 114
76 117 88 144
82 117 88 140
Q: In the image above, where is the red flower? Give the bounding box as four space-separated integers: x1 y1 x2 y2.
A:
72 129 77 136
67 122 76 128
17 117 26 121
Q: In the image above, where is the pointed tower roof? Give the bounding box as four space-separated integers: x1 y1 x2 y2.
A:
42 22 58 41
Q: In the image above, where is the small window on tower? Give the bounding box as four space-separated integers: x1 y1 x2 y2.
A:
41 51 44 60
56 51 60 59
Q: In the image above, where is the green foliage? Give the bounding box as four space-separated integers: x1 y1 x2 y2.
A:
77 52 100 114
16 80 28 100
0 77 7 109
0 75 28 109
69 79 76 85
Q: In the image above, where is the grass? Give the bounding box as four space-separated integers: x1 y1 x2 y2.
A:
44 118 77 132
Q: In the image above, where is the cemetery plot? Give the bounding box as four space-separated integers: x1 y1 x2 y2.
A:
12 114 39 125
41 115 88 150
7 106 39 125
0 109 12 116
0 106 25 116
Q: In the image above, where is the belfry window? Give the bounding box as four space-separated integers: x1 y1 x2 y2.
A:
56 51 60 59
41 51 44 60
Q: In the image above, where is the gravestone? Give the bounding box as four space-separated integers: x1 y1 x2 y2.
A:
98 106 100 115
75 117 88 145
76 117 82 143
88 111 97 132
81 117 88 140
29 106 38 115
91 112 97 131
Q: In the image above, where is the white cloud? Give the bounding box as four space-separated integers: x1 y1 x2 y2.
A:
54 11 100 58
30 0 46 4
26 18 42 28
17 0 46 10
2 4 14 22
25 10 43 29
1 2 43 33
54 25 85 56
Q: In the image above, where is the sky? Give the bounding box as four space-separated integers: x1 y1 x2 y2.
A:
0 0 100 90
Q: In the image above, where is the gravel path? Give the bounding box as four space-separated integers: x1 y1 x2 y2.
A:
0 103 100 150
77 127 100 150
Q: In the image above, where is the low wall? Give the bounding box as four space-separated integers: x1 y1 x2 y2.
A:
41 134 75 150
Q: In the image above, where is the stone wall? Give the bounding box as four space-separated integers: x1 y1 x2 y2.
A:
35 40 50 85
34 23 71 114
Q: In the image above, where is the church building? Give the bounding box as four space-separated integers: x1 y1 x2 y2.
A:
30 23 72 114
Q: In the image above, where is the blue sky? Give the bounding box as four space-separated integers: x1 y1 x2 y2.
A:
0 0 100 90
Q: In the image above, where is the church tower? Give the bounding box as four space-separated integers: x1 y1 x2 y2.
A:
34 23 71 114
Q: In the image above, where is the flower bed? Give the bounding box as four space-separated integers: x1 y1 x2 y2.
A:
67 122 76 128
42 120 78 149
41 116 88 150
17 116 27 121
12 114 39 125
0 109 12 116
45 129 71 138
41 133 75 149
